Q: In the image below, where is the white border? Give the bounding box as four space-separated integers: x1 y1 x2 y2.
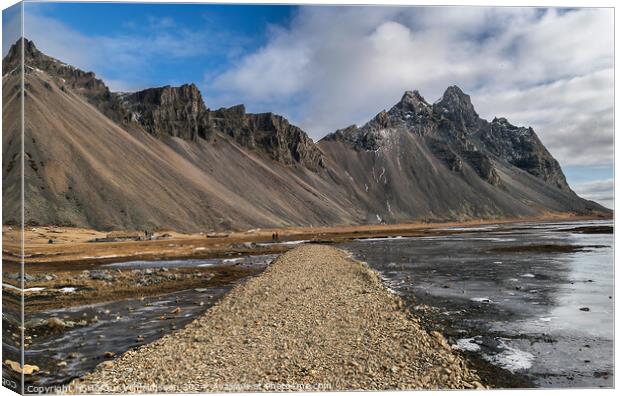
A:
0 1 616 396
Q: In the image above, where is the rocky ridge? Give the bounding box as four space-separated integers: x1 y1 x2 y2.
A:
478 117 570 190
118 84 211 141
208 105 325 171
5 38 576 188
2 38 610 231
3 38 130 124
322 86 570 191
119 89 326 171
7 38 324 172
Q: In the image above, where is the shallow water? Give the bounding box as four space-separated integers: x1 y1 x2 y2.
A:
339 220 614 388
4 221 612 390
22 287 230 390
3 254 276 392
102 253 279 269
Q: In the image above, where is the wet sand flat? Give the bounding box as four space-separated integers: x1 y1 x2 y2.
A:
2 214 605 273
340 219 613 387
67 245 483 393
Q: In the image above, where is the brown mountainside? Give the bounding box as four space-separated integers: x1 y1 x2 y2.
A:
1 39 610 231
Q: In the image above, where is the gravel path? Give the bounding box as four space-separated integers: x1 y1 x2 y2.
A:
68 245 484 393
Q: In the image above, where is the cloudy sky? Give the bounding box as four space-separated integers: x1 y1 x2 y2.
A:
5 2 614 208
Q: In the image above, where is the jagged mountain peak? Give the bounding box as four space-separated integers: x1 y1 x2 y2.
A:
4 37 76 74
442 84 468 99
321 85 579 195
4 38 41 74
434 85 480 130
358 89 434 130
398 90 429 107
385 89 433 115
4 37 36 60
3 36 609 231
20 37 41 61
333 89 438 150
3 37 132 125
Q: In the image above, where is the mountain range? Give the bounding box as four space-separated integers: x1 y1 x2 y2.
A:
2 39 610 232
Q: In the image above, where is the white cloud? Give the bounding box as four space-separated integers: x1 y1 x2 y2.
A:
13 5 614 174
572 178 614 209
213 33 311 104
474 68 613 166
207 7 613 170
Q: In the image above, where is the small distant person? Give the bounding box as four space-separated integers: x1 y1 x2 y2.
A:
271 232 276 241
275 232 279 241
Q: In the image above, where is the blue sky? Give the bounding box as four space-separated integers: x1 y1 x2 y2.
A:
4 2 614 208
20 2 294 92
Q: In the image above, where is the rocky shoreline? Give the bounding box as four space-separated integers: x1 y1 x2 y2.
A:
3 264 261 314
67 245 484 393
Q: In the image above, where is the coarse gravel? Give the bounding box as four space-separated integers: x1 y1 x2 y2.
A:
67 245 484 393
